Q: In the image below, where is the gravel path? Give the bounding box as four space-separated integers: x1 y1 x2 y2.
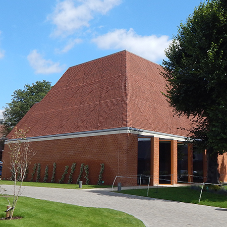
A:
2 185 227 227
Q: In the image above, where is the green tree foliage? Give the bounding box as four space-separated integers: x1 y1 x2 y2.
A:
162 0 227 183
3 80 51 132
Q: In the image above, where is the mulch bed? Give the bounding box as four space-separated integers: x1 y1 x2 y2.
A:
0 216 22 220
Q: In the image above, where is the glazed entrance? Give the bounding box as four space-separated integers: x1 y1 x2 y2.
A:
137 138 172 185
137 138 203 185
159 141 171 184
137 138 151 184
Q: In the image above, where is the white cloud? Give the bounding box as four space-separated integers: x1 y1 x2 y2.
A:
58 38 83 53
27 50 65 74
48 0 121 37
0 110 3 119
92 28 172 62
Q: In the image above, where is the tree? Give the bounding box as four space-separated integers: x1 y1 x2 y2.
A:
3 80 51 133
162 0 227 183
1 127 35 219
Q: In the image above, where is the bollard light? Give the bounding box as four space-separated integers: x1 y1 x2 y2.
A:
118 182 121 192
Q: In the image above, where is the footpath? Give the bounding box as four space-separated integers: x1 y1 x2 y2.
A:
2 185 227 227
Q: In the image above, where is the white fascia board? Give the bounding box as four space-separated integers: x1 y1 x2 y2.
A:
136 129 188 141
5 127 188 143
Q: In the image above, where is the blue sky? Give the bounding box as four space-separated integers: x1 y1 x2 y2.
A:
0 0 203 119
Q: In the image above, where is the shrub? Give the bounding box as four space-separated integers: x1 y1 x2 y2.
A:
68 163 76 184
36 163 41 182
97 163 105 185
77 163 84 184
43 165 49 183
206 184 221 191
51 162 56 183
84 165 90 185
24 165 29 181
30 163 37 182
59 165 69 184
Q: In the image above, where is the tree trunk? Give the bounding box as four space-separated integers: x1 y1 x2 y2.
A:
6 205 11 218
206 147 219 184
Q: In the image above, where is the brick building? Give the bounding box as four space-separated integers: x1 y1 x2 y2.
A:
3 50 225 185
0 123 4 161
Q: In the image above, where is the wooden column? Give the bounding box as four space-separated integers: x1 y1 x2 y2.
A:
171 140 178 185
203 149 207 182
151 137 159 185
188 143 193 183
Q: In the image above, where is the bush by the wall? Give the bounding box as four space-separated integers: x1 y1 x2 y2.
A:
36 163 41 182
84 165 90 185
68 163 76 184
43 165 49 183
76 163 84 184
59 165 69 184
51 162 56 183
97 163 105 185
30 163 37 182
24 165 29 181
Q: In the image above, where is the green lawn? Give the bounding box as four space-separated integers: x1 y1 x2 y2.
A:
120 186 227 208
0 180 110 189
0 180 144 226
0 196 145 226
2 181 226 226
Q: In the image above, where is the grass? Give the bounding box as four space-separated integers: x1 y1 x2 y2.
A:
0 180 110 189
0 196 145 226
120 186 227 208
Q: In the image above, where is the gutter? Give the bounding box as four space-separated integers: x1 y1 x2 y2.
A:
5 127 188 143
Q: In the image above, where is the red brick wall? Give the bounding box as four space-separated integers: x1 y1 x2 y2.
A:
2 133 138 185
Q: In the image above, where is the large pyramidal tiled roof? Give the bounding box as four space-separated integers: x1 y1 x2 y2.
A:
9 50 191 138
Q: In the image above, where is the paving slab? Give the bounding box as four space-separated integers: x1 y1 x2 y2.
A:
2 185 227 227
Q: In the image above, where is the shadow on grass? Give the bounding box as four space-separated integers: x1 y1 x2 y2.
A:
87 187 227 208
215 208 227 211
2 183 227 208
